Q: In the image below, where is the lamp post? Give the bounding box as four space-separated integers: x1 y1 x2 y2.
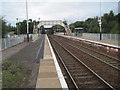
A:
38 18 40 35
38 18 40 22
99 0 102 40
26 0 29 42
16 18 19 35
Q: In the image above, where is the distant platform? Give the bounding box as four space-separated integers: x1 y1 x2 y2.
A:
57 34 120 49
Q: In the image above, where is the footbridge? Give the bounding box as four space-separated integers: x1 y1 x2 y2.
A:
37 20 72 35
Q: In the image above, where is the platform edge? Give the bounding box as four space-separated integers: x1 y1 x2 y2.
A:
46 34 68 89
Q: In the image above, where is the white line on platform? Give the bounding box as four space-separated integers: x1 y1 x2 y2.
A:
46 35 68 89
35 39 44 59
33 37 39 42
43 57 53 59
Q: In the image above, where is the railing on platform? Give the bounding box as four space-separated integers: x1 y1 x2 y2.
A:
75 33 119 45
30 34 39 40
0 34 39 51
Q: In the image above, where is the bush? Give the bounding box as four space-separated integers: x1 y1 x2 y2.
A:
2 61 29 88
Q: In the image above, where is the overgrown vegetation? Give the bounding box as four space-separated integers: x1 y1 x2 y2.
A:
2 61 30 88
70 11 120 34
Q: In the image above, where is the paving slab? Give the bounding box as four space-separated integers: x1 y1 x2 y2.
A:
40 59 54 62
36 78 61 88
40 62 55 66
38 72 58 78
44 37 53 57
39 66 56 73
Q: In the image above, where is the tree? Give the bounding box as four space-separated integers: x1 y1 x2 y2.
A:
52 25 65 32
18 19 38 34
1 17 16 38
69 10 119 34
63 20 67 25
69 23 75 33
69 21 85 33
19 20 27 34
40 26 46 34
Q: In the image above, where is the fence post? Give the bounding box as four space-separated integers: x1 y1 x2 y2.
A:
4 39 6 49
115 34 117 41
110 34 111 41
9 38 11 48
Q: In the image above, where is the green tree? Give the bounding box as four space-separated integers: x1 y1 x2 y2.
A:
19 19 38 34
19 20 27 34
1 17 16 38
40 26 46 34
69 21 85 33
52 25 65 32
63 20 67 25
69 10 119 34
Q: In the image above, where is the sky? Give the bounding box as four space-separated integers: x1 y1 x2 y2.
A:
1 0 119 26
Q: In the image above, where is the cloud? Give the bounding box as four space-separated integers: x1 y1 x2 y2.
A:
1 1 118 26
2 2 26 24
1 0 120 2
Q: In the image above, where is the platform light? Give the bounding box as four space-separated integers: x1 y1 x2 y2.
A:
99 0 102 40
16 18 19 35
26 0 29 42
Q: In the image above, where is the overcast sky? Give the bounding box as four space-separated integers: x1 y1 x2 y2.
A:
1 0 119 26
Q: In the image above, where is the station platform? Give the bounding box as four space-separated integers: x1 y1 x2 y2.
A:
36 35 68 88
57 34 119 49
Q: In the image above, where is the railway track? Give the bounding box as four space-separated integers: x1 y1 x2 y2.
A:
55 35 120 71
48 35 116 89
61 35 119 59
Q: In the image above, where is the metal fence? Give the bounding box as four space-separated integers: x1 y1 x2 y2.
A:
75 33 119 45
0 34 39 51
30 34 39 40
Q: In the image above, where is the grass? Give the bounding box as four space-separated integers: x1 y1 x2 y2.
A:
2 60 30 88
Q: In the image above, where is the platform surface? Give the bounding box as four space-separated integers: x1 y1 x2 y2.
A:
36 35 67 88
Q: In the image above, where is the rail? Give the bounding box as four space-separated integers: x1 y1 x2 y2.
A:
58 36 120 71
49 35 115 89
61 35 120 54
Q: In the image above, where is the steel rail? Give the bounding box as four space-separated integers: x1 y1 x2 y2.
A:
50 40 79 90
64 41 120 71
54 36 120 71
81 44 119 61
64 37 119 61
50 36 116 90
57 35 119 61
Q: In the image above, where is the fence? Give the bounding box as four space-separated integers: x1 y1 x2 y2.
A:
0 34 39 51
75 33 119 45
30 34 39 40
